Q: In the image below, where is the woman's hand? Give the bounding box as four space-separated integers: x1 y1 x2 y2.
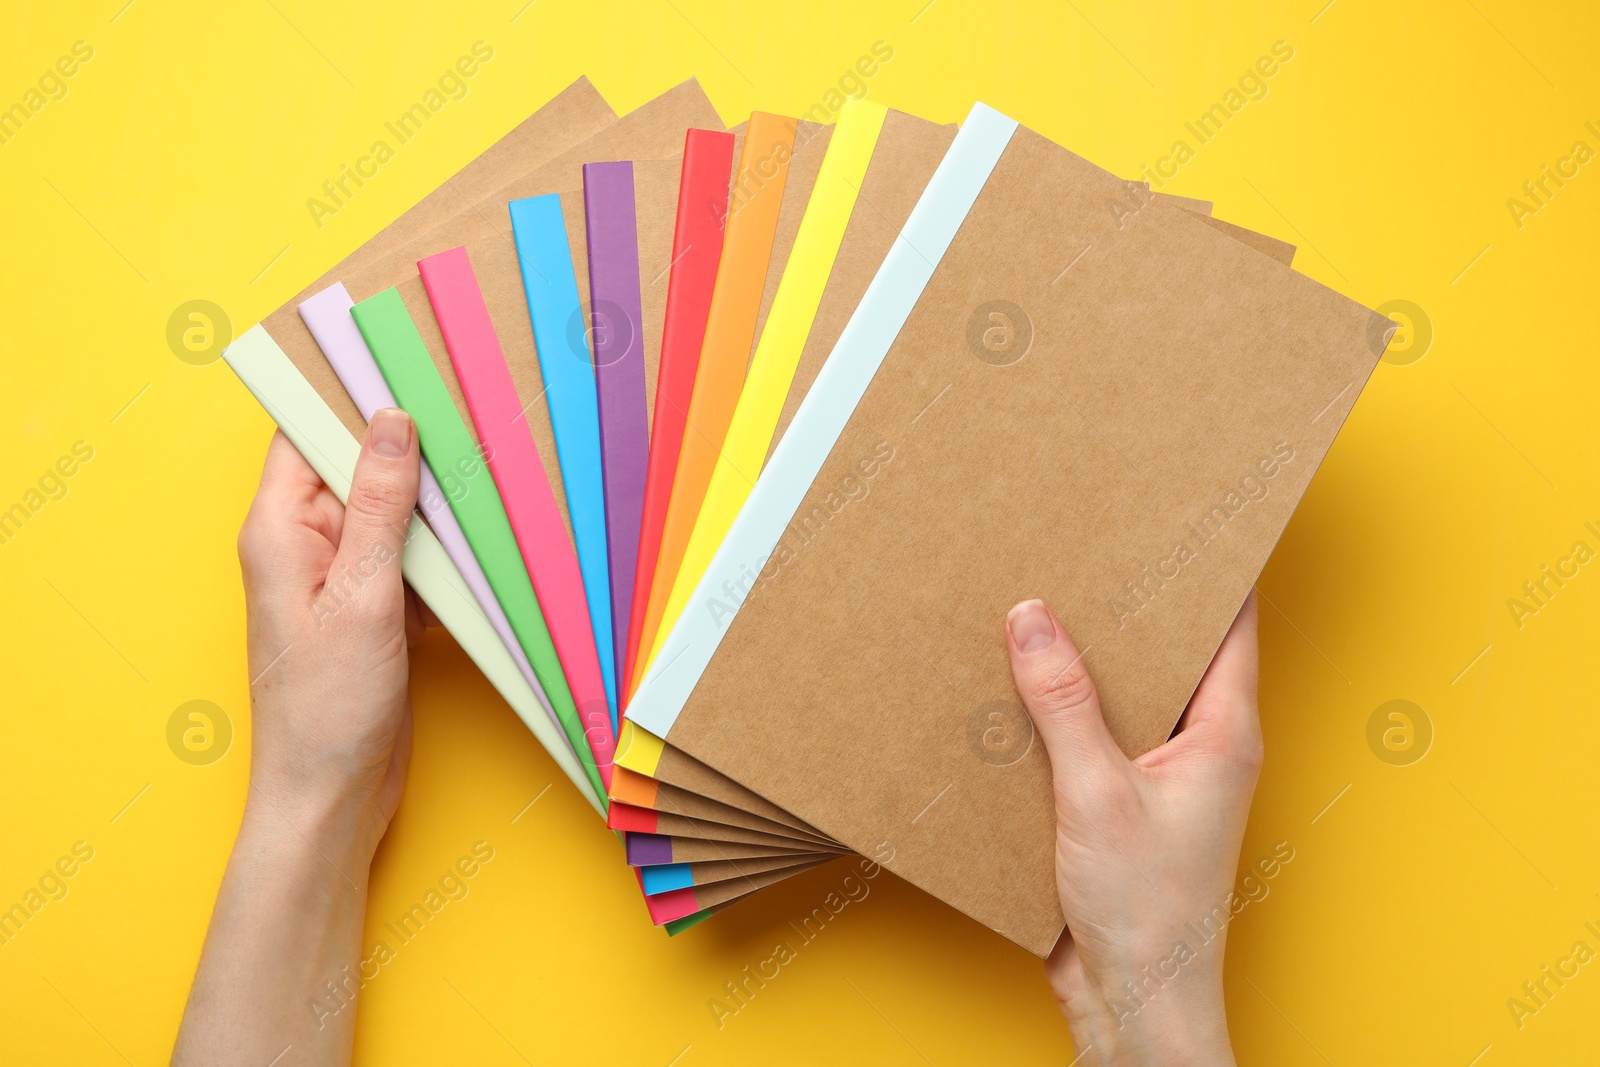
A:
174 412 427 1067
238 413 429 856
1006 595 1262 1067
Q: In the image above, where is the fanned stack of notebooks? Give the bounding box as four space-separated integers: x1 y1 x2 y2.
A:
226 78 1393 955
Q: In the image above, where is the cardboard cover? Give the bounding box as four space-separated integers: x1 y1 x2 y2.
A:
622 125 1295 833
645 858 835 925
626 166 1304 836
608 797 838 848
639 852 822 894
259 77 618 436
614 110 955 824
769 112 960 450
629 105 1391 955
264 80 723 503
1196 213 1296 265
608 764 835 842
624 831 837 867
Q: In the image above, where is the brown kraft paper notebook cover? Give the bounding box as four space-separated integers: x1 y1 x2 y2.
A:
622 747 834 836
286 78 614 299
657 120 1391 956
628 111 954 815
640 812 849 852
637 116 1292 822
266 85 722 579
617 783 839 845
657 852 828 888
259 76 616 432
622 772 837 843
262 80 721 443
663 857 836 920
617 804 840 851
636 831 842 867
339 113 824 548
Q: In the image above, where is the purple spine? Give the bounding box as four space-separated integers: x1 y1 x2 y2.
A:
626 832 675 866
583 161 650 702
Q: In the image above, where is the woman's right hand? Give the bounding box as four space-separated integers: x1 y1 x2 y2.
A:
1005 594 1263 1066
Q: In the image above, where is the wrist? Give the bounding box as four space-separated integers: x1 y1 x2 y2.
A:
1059 957 1234 1066
242 778 386 873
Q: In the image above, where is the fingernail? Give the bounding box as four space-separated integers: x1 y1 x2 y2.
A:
1008 599 1056 654
371 408 412 458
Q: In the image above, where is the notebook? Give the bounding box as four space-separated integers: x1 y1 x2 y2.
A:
627 104 1392 955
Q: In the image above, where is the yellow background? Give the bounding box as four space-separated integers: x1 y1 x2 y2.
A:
2 0 1596 1062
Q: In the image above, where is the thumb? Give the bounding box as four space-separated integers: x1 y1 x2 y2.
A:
329 408 420 619
1146 592 1262 776
1006 600 1127 796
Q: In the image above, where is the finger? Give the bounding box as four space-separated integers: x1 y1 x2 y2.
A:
1142 593 1262 774
327 409 420 618
402 582 440 631
259 429 322 495
403 586 431 647
1043 929 1080 1018
1181 592 1259 732
409 585 440 629
1005 599 1127 791
251 433 328 530
253 432 345 540
237 432 337 596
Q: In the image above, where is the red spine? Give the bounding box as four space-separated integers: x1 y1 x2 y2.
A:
621 128 735 705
